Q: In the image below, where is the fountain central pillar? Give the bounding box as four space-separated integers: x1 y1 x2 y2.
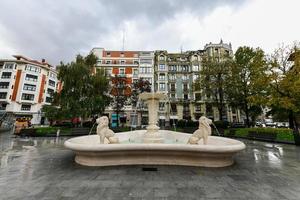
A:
139 92 167 143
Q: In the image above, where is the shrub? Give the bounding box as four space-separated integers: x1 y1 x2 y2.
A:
213 121 229 129
177 120 198 128
82 121 94 128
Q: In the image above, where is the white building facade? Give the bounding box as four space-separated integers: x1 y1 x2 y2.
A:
0 55 60 124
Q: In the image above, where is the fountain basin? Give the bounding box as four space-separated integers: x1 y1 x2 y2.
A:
64 130 245 167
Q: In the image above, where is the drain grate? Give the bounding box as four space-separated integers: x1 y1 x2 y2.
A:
142 167 158 172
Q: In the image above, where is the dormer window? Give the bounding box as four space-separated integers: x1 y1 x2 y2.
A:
159 55 164 61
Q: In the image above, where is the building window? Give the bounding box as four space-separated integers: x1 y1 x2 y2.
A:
182 65 189 72
194 74 199 81
120 52 124 57
169 74 176 81
47 88 54 95
119 68 125 75
169 65 176 71
140 59 152 64
50 72 57 79
133 60 139 64
25 65 41 73
195 93 201 101
159 74 165 81
159 64 165 71
140 67 152 74
159 102 165 111
21 104 31 111
170 103 177 112
46 97 53 103
105 69 112 76
106 52 111 57
106 60 111 64
48 80 55 87
133 69 138 75
25 74 38 82
193 65 199 71
0 82 9 89
120 60 125 64
159 83 165 91
0 92 7 99
0 103 7 110
21 93 34 101
1 72 12 79
183 84 188 91
23 84 36 91
170 83 176 92
4 63 15 69
159 55 164 61
182 75 188 81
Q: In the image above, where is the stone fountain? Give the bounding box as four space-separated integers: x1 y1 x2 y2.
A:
64 92 245 167
139 92 167 143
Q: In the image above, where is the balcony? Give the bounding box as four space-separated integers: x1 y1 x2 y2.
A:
98 62 139 67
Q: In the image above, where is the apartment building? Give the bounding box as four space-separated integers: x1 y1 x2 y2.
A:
92 41 242 127
0 55 60 124
91 48 154 126
154 40 242 125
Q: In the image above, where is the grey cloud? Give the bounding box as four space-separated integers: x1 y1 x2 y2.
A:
0 0 247 65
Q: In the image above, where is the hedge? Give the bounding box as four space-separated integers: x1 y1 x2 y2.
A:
224 128 294 142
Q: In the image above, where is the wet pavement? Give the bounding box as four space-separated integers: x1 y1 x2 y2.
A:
0 130 300 200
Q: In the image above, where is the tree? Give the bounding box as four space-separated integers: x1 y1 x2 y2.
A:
131 78 151 107
226 46 268 127
196 58 231 121
43 53 110 122
266 44 300 131
131 78 151 127
110 75 132 127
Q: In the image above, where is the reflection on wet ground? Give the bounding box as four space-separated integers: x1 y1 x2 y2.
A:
0 130 300 200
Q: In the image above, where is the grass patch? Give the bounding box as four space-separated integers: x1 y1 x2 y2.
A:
35 127 72 136
225 127 294 142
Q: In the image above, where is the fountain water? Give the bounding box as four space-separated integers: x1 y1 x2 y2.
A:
65 92 246 167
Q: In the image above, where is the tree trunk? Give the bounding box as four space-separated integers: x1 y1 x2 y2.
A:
218 107 223 121
245 107 250 128
288 110 295 129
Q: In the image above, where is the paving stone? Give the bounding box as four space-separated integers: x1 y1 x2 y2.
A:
1 131 300 200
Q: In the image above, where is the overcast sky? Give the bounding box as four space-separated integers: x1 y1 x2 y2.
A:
0 0 299 65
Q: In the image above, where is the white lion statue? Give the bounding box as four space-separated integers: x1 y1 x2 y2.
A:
96 116 119 144
187 116 212 145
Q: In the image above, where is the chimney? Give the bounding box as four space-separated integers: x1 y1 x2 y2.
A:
42 58 45 63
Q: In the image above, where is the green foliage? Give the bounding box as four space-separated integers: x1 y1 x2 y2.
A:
35 127 72 135
213 120 229 129
226 46 268 126
266 44 300 129
195 57 232 120
131 78 151 108
226 128 294 142
48 53 110 119
177 120 198 128
41 105 61 121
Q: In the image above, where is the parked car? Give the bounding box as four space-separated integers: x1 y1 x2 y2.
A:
275 122 289 128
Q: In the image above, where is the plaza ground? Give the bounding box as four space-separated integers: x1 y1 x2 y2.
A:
0 131 300 200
